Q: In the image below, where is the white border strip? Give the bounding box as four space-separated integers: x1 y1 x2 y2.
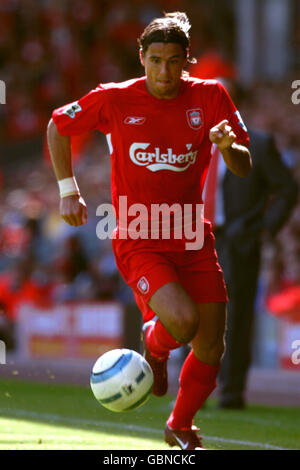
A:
0 408 290 450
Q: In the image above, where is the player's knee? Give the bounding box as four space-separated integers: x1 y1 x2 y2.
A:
172 307 199 344
193 338 225 365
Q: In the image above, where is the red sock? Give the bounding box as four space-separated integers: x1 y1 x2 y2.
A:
146 320 182 359
167 350 220 430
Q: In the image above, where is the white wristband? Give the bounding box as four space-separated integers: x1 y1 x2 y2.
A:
58 177 80 198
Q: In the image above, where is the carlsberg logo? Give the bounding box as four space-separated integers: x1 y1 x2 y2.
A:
129 143 197 172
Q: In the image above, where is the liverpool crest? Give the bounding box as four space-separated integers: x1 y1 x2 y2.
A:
137 276 149 294
186 108 203 130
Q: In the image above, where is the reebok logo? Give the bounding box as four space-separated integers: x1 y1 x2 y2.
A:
124 116 146 125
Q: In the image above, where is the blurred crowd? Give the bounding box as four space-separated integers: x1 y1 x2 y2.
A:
0 0 231 142
0 0 300 345
242 82 300 294
0 134 123 322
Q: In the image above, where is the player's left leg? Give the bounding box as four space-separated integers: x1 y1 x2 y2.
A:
165 302 226 449
191 301 226 365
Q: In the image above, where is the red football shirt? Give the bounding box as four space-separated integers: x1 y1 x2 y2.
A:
52 76 249 250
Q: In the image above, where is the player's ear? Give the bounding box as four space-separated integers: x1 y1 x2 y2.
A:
139 48 145 67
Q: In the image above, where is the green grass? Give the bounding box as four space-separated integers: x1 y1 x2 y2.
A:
0 378 299 450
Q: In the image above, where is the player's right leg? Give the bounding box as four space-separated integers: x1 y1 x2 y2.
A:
112 241 200 396
142 281 200 396
148 281 200 344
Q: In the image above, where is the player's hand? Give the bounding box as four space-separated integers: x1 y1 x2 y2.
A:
209 119 237 151
59 195 88 226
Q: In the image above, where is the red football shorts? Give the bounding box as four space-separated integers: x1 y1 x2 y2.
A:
112 231 228 322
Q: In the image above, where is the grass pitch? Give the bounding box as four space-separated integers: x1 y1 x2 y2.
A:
0 378 299 450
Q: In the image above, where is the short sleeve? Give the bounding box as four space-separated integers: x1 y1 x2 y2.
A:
211 81 250 147
52 84 110 136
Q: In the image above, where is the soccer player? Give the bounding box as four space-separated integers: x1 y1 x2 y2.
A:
47 12 251 450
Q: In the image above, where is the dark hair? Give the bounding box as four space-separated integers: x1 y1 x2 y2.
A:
138 11 195 62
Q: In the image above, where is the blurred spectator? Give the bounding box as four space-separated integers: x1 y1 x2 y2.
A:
57 234 89 284
0 255 53 349
199 75 299 408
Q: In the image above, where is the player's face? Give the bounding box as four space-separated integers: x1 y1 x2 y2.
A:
140 42 187 100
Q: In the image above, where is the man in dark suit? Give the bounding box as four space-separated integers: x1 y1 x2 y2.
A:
210 127 298 408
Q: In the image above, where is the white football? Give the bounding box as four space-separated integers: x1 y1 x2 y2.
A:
90 348 153 412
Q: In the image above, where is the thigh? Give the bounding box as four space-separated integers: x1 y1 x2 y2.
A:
191 302 227 365
113 242 179 322
179 269 228 304
148 281 200 344
174 233 228 305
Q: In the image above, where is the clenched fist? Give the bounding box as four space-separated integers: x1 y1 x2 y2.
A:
209 119 237 151
60 194 88 226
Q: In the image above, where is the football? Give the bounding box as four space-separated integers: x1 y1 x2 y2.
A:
90 348 154 412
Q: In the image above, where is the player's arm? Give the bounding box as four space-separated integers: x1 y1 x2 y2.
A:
209 119 252 178
47 118 87 226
